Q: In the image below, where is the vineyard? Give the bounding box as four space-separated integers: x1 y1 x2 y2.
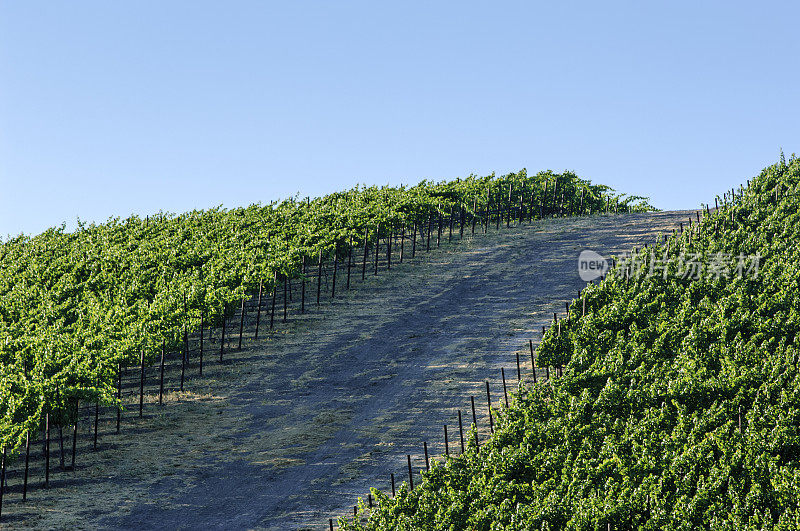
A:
0 169 651 519
340 156 800 530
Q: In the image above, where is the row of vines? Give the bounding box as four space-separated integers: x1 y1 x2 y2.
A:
340 155 800 529
0 169 651 458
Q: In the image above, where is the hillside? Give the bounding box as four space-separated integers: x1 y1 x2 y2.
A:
0 208 678 529
1 170 650 453
343 158 800 530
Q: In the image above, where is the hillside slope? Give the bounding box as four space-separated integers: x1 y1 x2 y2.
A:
1 211 685 529
0 170 649 458
345 158 800 530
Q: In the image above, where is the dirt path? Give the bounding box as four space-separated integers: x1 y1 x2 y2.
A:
1 211 692 530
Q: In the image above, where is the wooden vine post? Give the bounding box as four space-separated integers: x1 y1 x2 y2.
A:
139 349 145 417
400 226 405 262
0 446 6 519
501 368 509 407
362 227 369 280
331 242 338 298
411 222 417 258
70 398 78 470
300 257 307 313
220 302 227 360
540 180 548 218
471 396 479 447
472 199 477 234
449 207 454 242
317 249 323 305
199 314 204 375
506 184 512 228
180 330 186 392
495 194 500 230
346 237 353 289
160 340 166 403
486 381 494 433
116 363 122 433
456 410 465 454
387 228 393 269
255 278 263 336
238 297 246 349
45 411 51 487
23 432 30 499
407 454 414 490
374 225 380 275
426 214 432 251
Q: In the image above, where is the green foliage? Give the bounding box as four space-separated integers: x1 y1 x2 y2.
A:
0 170 640 454
342 156 800 530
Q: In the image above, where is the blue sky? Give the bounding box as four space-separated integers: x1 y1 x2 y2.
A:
1 1 797 237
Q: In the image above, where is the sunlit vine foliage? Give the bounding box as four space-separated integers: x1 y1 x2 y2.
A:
0 169 647 454
342 156 800 530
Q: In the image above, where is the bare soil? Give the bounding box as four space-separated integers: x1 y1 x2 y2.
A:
0 211 692 530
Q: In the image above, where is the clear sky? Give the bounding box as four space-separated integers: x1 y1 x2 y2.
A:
1 1 797 237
